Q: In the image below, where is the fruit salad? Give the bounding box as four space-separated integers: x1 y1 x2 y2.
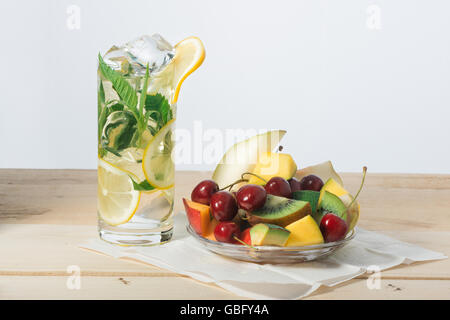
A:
183 131 366 248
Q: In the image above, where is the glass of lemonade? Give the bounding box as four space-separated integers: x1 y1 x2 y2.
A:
97 34 204 245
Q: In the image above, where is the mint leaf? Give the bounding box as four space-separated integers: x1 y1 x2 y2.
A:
109 103 124 112
145 93 165 112
98 102 125 146
98 80 105 118
144 93 172 130
131 179 155 191
101 110 138 152
102 146 121 157
98 107 108 142
98 53 138 110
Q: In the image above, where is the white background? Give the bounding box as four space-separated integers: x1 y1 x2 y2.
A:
1 0 449 173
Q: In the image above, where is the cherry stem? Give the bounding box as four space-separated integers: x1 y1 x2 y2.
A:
240 172 267 184
233 236 255 249
219 179 248 191
347 166 367 209
219 172 268 191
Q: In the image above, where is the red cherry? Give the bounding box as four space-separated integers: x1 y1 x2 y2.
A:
236 184 267 211
214 221 240 243
299 175 324 192
264 177 292 198
288 177 302 193
210 191 238 221
240 227 252 245
191 179 219 205
320 213 348 242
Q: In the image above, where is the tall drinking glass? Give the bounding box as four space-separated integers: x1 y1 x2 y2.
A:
97 34 204 245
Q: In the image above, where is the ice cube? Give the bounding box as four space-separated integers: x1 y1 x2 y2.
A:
103 46 130 73
123 34 175 75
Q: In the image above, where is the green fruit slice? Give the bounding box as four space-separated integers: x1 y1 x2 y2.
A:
292 190 320 214
246 194 311 227
316 191 348 224
249 223 290 246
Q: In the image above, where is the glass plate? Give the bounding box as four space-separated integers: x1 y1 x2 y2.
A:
186 225 355 264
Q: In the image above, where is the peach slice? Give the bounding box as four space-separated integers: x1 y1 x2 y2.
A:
183 198 212 236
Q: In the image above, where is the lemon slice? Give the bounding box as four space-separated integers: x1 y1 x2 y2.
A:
98 158 141 225
142 119 175 189
149 37 204 103
172 37 205 103
103 147 146 182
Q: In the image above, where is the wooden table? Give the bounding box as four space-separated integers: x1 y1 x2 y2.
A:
1 169 449 299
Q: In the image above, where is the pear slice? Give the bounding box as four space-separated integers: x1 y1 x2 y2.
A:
295 161 344 187
212 130 286 191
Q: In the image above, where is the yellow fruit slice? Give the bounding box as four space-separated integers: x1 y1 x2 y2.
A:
172 37 205 103
142 119 175 189
98 158 141 226
285 215 324 246
248 152 297 185
318 178 348 205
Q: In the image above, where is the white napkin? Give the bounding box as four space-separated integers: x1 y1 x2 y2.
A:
80 213 446 299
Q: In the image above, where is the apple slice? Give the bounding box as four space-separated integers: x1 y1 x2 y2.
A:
212 130 286 191
183 198 211 236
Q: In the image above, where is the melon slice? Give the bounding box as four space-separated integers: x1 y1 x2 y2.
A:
212 130 286 191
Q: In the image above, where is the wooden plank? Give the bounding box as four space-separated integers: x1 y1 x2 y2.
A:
305 278 450 300
0 170 210 225
0 224 448 280
1 170 449 232
0 224 168 275
1 169 449 299
372 230 450 280
1 275 448 300
0 169 97 225
0 275 241 300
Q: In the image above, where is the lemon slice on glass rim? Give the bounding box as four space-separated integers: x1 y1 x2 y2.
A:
98 158 141 226
142 119 176 190
172 36 205 103
151 37 205 104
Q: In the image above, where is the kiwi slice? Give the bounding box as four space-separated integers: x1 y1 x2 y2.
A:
246 194 311 227
315 191 347 224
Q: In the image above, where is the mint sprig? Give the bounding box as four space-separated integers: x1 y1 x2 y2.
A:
98 53 173 155
98 54 138 110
